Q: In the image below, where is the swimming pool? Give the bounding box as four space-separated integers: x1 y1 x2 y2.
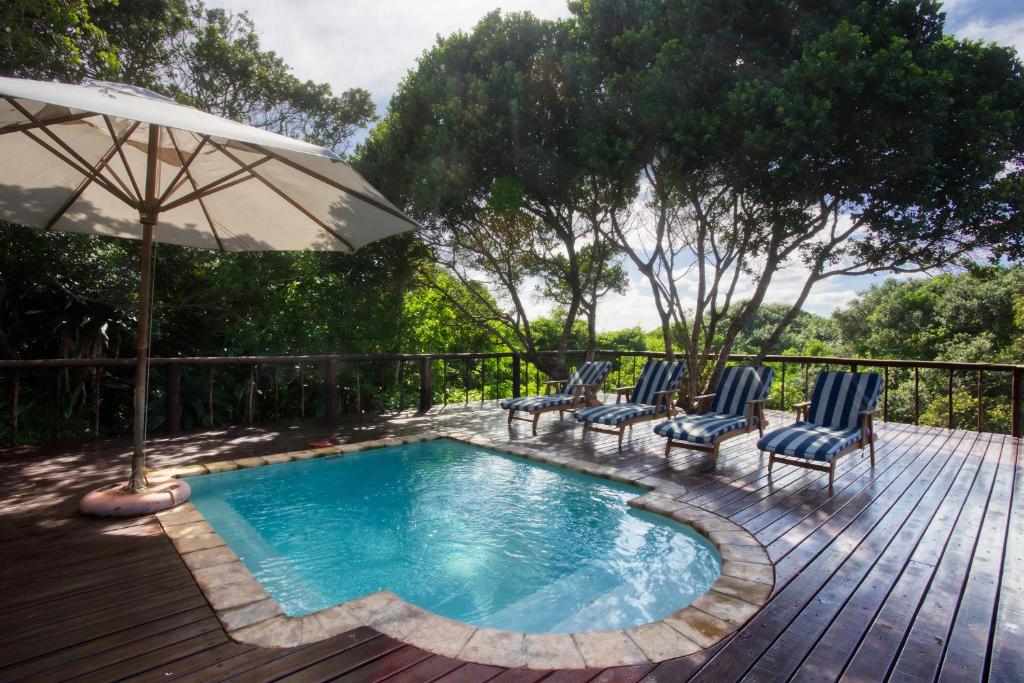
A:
186 439 720 633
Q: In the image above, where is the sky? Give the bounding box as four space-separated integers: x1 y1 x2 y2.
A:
213 0 1023 331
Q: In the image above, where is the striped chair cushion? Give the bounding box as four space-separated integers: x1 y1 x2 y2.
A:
565 360 612 395
630 359 686 405
500 394 577 411
807 372 883 429
711 366 775 416
756 421 861 462
654 412 754 444
574 402 670 426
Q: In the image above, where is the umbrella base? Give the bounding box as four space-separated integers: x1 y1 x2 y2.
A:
80 479 191 517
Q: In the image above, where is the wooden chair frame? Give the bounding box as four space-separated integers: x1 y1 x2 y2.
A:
507 380 601 436
663 393 768 467
767 402 878 488
581 385 679 450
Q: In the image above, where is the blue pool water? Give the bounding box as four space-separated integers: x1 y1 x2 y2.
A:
186 439 720 633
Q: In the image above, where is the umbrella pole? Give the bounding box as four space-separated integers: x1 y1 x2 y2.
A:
127 125 161 493
127 219 154 492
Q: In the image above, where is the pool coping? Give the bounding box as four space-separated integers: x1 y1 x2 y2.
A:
150 430 775 670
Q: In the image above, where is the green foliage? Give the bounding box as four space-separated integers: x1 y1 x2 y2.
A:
724 303 841 356
0 0 119 80
835 266 1024 362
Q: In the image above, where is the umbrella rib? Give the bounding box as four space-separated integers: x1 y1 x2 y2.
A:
102 115 143 201
158 135 210 205
44 120 142 230
247 143 420 230
210 140 356 252
0 110 97 136
21 128 138 208
166 129 225 251
6 97 138 208
159 158 269 213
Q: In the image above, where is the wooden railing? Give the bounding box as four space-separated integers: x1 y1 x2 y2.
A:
1 350 1021 445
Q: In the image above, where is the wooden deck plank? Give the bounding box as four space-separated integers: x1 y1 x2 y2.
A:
0 404 1016 683
685 427 972 680
788 432 992 682
938 434 1016 682
743 432 993 681
838 432 1002 681
989 434 1024 682
885 432 1007 683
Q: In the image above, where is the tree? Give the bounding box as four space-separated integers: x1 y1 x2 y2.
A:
0 0 118 80
573 0 1024 404
357 11 630 377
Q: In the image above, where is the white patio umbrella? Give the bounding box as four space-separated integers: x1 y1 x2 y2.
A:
0 77 418 495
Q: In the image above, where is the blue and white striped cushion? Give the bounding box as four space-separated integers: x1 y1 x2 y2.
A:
565 361 612 395
500 394 577 411
807 372 883 429
654 412 751 444
630 359 686 405
711 366 775 416
574 402 670 425
756 422 861 462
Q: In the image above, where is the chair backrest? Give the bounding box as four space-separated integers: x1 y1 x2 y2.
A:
563 361 612 395
807 371 883 429
630 358 686 405
711 366 776 416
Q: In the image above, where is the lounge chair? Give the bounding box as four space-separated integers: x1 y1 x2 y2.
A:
654 365 775 467
575 358 686 450
500 360 612 435
757 371 882 487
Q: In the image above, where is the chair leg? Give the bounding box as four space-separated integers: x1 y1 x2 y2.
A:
869 435 876 463
828 463 835 489
768 453 774 474
581 422 589 440
664 439 672 459
711 443 720 469
618 427 625 451
532 412 540 436
507 409 514 425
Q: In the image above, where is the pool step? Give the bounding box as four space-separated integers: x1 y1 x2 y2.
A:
481 563 628 632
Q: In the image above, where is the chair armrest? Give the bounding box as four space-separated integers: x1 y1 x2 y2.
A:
694 392 716 409
746 397 768 404
614 386 634 404
793 401 811 409
793 400 811 421
859 408 877 438
653 388 680 415
573 383 599 402
544 379 566 396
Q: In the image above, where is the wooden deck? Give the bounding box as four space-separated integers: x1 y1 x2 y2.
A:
0 402 1020 682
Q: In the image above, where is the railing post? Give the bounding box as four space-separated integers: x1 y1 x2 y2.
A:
1013 368 1022 438
324 357 337 423
166 364 181 434
11 369 19 445
419 355 432 412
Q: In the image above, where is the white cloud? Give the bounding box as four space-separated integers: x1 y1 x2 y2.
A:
953 17 1024 52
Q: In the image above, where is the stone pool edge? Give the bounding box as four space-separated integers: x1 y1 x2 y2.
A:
150 430 775 670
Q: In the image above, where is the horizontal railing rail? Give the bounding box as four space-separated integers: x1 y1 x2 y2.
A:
1 350 1020 445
